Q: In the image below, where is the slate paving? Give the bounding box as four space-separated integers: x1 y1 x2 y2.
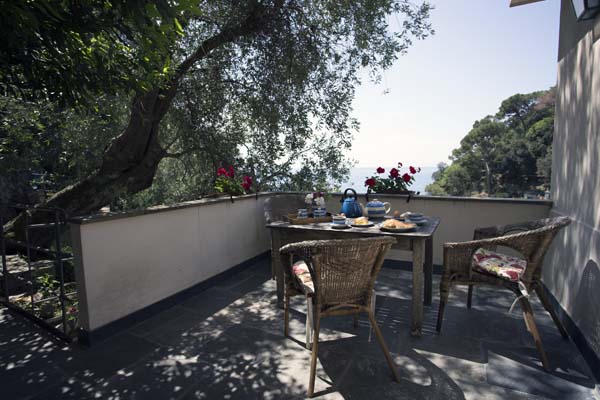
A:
0 258 598 399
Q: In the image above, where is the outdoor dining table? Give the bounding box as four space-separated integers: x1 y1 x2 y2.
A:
267 216 441 336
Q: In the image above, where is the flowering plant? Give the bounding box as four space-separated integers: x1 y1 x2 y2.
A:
364 162 420 193
214 165 253 195
305 191 326 207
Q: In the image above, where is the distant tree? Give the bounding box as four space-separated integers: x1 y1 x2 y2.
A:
428 87 555 197
425 162 447 195
450 116 507 194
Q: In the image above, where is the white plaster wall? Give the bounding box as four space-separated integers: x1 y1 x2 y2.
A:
71 196 269 331
544 2 600 357
325 195 551 265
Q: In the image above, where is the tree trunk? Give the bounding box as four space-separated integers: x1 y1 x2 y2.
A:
4 89 171 243
484 161 493 195
3 2 275 243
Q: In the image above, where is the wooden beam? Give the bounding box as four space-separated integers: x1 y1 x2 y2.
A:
510 0 545 7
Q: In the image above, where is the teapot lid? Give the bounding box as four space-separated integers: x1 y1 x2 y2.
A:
367 198 383 205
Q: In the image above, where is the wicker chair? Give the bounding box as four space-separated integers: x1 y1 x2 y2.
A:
280 237 400 397
436 216 571 371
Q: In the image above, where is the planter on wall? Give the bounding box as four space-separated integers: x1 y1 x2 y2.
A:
366 189 418 203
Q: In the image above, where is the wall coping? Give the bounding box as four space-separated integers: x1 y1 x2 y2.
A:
346 193 553 206
68 191 552 226
68 193 271 225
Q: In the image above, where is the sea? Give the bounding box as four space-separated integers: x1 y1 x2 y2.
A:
338 166 436 194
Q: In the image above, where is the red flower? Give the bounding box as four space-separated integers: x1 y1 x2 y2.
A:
217 167 228 177
409 166 417 174
242 175 253 191
390 168 399 178
227 166 235 178
376 167 385 174
402 173 411 183
365 177 377 188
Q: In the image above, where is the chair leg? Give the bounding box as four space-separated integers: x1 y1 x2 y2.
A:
520 296 551 372
436 278 451 332
367 311 400 382
306 298 314 350
534 286 568 339
284 292 290 337
369 291 376 342
467 285 474 309
308 314 321 397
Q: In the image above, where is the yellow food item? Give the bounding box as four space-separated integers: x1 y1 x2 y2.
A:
354 217 370 225
382 219 414 229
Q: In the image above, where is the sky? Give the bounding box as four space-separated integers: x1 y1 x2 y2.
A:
349 0 561 168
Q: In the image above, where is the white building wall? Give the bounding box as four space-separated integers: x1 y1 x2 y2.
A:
544 1 600 358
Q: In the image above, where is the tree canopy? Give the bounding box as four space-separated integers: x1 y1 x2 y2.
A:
1 1 434 218
426 87 555 198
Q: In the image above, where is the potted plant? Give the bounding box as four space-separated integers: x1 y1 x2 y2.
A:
213 165 253 202
304 191 327 216
364 163 421 197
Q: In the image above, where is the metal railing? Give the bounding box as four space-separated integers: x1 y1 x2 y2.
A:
0 204 77 342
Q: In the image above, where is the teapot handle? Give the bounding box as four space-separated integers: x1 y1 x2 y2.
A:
383 202 391 214
341 188 357 201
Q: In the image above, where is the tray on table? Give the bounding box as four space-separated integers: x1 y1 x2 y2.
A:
287 213 332 225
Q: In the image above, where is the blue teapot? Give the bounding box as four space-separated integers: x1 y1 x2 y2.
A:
365 199 391 219
340 188 363 218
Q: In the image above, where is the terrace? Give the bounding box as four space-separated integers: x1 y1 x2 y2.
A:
0 193 599 399
2 1 600 399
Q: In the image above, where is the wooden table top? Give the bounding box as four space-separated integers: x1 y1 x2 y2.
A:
267 217 440 238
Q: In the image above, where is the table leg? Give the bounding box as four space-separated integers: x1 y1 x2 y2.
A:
411 238 425 336
271 232 284 308
424 236 433 306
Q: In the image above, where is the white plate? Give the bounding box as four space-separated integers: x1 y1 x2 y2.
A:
351 223 375 228
379 222 417 233
331 223 351 229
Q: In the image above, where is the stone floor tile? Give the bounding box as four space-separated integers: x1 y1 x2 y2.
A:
178 288 241 319
29 377 106 400
0 262 597 400
57 333 158 384
129 305 199 337
486 349 597 399
0 363 66 400
457 379 552 400
101 347 209 400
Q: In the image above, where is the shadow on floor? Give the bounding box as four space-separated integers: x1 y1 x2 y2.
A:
0 258 597 399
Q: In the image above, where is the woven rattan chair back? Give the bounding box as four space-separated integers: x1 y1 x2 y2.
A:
309 238 390 309
437 216 571 372
280 237 399 396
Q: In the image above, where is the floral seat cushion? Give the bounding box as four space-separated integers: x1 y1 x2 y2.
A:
292 260 314 294
472 248 527 282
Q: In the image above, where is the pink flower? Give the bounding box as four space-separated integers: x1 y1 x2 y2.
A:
376 167 385 174
217 167 228 177
242 176 253 191
390 168 399 178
